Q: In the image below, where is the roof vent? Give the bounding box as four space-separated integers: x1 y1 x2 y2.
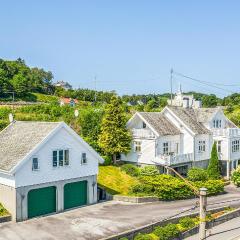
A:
9 113 14 123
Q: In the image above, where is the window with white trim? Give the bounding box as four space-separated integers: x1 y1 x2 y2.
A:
134 141 141 152
52 149 70 167
232 140 240 153
198 141 206 153
81 152 87 164
32 157 39 171
163 142 169 155
213 119 222 128
216 141 222 153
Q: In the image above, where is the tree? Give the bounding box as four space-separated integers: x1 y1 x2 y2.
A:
98 96 131 164
207 142 221 179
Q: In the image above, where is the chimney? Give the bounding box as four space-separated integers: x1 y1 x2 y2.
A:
182 98 190 108
9 113 14 123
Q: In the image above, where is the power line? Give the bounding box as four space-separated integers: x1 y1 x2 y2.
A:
173 71 236 94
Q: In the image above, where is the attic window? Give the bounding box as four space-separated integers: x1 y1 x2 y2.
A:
32 157 39 171
53 149 70 167
81 153 87 164
143 122 147 128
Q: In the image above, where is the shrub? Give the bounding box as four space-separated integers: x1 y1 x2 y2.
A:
134 233 155 240
179 217 196 230
139 166 159 176
119 238 129 240
232 166 240 187
194 180 224 196
207 142 221 179
131 184 154 195
153 224 180 240
187 167 208 182
121 164 139 177
101 155 112 166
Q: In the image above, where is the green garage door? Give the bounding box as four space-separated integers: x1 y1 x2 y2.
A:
64 181 87 210
28 186 56 219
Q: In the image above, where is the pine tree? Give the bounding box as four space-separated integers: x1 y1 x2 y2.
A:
207 142 221 179
98 96 132 164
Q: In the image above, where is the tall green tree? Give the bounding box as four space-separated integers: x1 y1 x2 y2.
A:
98 96 131 164
207 142 221 179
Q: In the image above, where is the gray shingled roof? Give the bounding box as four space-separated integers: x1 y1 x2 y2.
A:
138 112 181 136
0 121 61 172
167 106 210 134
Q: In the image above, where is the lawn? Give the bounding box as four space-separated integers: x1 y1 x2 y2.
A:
0 203 9 217
97 166 140 195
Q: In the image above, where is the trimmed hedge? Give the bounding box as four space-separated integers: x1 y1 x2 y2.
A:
130 175 224 200
187 167 208 182
139 166 159 176
121 164 139 177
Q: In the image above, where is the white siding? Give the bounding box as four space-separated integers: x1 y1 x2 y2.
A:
194 134 212 161
0 172 15 187
15 127 98 188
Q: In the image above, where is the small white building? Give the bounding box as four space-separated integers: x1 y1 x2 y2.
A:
123 89 240 178
0 120 103 221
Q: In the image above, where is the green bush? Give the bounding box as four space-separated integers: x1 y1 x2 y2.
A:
101 155 112 166
121 164 139 177
194 180 224 196
119 238 129 240
187 167 208 182
134 233 155 240
139 166 159 176
179 217 196 230
153 224 180 240
232 166 240 187
131 184 154 195
207 142 221 179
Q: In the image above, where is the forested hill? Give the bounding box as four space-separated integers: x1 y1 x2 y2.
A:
0 58 240 109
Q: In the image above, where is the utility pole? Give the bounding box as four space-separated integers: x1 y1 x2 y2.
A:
94 75 97 102
199 188 207 240
152 163 208 240
170 68 173 105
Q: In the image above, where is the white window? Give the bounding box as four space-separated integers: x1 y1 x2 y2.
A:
198 141 206 153
216 141 221 153
32 157 39 171
232 140 240 153
163 142 169 155
134 141 141 152
213 119 222 128
81 152 87 164
52 149 70 167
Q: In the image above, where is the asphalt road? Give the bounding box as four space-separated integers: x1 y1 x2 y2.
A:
185 216 240 240
0 185 240 240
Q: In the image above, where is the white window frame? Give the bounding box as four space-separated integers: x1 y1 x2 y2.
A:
52 149 70 167
213 119 222 128
32 156 39 171
232 140 240 153
216 141 222 153
163 142 169 155
81 152 87 164
198 140 206 153
134 141 141 153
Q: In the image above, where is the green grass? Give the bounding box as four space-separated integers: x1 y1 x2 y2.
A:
32 93 59 103
97 166 140 195
0 203 9 216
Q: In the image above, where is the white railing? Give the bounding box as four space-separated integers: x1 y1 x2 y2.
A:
132 129 155 138
154 153 193 166
213 128 240 137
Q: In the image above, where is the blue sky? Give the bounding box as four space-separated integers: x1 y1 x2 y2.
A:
1 1 240 96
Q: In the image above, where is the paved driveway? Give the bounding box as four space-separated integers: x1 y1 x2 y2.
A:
0 185 240 240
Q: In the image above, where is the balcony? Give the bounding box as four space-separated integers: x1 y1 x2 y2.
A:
153 153 194 166
213 128 240 137
132 128 155 139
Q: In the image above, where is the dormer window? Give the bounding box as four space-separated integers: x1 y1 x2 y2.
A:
32 157 39 171
213 120 222 128
143 122 146 128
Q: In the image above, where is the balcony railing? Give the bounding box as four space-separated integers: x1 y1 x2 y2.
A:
132 129 155 138
213 128 240 137
154 153 194 166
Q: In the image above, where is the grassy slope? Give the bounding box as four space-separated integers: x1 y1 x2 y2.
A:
97 166 139 195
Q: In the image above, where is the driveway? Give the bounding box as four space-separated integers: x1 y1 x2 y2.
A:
0 185 240 240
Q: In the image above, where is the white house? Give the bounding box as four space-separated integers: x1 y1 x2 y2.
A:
0 120 104 222
123 88 240 178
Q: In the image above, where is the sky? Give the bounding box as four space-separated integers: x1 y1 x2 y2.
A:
1 1 240 97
